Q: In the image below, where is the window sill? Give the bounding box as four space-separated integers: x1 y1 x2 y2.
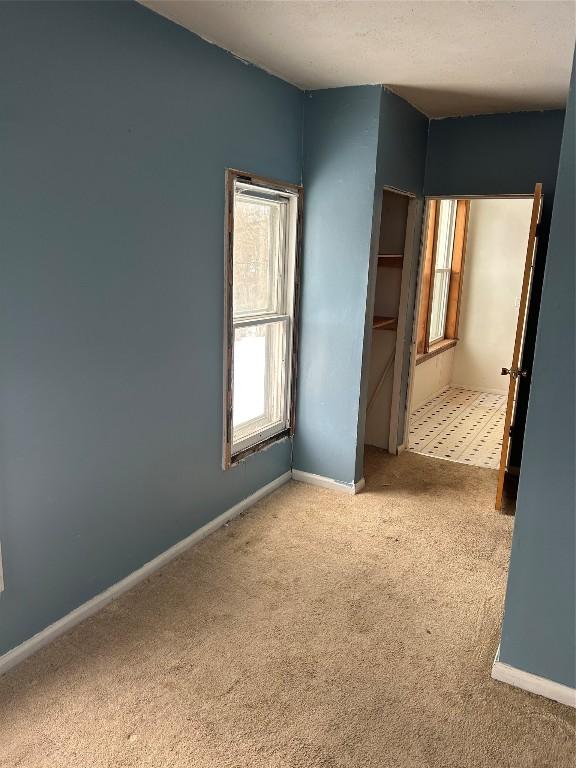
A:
229 427 291 467
416 338 457 366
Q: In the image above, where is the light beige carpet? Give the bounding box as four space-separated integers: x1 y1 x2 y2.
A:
0 450 574 768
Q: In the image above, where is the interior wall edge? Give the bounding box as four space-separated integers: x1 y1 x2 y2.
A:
292 84 382 486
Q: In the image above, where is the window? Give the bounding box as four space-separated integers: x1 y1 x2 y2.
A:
429 199 457 343
223 170 302 467
417 198 469 360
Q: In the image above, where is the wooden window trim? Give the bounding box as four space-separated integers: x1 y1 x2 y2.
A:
417 200 437 354
445 200 470 339
416 338 458 366
417 199 469 354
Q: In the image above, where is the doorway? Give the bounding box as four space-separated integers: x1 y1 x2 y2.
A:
363 187 420 455
401 190 541 511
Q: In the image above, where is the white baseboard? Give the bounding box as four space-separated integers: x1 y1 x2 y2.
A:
0 470 291 678
354 477 366 493
492 645 576 708
291 469 364 495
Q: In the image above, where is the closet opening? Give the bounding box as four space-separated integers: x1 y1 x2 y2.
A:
363 187 419 456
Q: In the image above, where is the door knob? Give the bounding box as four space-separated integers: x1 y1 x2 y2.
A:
501 367 527 379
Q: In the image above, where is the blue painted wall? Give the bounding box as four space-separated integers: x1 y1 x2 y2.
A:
376 89 429 194
424 109 565 469
355 90 428 477
425 110 565 197
499 53 575 688
0 1 302 655
292 87 382 485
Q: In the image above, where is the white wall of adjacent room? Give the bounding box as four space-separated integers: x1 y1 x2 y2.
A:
451 198 533 393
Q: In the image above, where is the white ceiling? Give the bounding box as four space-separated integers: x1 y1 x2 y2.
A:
140 1 576 117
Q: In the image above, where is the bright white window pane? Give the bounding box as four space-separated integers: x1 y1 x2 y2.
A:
232 320 288 449
233 327 266 426
429 270 450 343
428 199 456 344
233 195 285 318
435 200 457 269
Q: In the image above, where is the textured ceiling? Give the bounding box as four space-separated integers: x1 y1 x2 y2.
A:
140 1 576 117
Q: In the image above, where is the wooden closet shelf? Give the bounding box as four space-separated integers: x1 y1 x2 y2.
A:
372 315 398 331
377 255 403 268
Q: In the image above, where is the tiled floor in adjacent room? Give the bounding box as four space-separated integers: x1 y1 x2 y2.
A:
408 386 506 469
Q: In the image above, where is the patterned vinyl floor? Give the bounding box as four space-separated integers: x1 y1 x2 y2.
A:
408 387 507 470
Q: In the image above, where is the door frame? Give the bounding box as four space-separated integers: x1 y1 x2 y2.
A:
387 193 420 454
399 192 538 459
362 184 419 456
495 184 543 510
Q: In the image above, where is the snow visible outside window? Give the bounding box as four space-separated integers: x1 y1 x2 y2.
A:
227 179 298 457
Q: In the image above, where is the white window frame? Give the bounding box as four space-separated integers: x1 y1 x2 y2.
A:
223 169 303 468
